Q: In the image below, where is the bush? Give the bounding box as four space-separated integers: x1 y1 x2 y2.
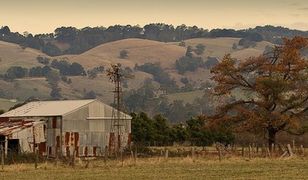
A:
194 44 205 55
204 57 219 69
36 56 50 65
238 38 256 48
119 50 129 59
179 41 186 47
5 66 28 80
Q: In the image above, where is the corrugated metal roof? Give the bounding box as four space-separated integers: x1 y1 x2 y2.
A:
0 120 44 136
0 99 96 117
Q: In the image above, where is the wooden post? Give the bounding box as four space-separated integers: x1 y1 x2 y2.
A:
287 144 294 157
1 144 4 170
130 150 134 160
218 148 222 161
191 147 195 159
104 146 108 164
134 147 137 163
34 146 38 169
4 136 7 158
271 143 275 156
71 149 76 168
266 147 271 158
165 149 169 159
249 145 252 159
55 147 59 167
120 150 124 167
241 147 244 157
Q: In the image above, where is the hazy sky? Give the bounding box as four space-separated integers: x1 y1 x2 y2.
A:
1 0 308 34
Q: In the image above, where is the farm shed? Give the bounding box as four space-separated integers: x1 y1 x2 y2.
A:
0 99 132 157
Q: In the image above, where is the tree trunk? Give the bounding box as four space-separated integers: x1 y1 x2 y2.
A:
268 129 276 152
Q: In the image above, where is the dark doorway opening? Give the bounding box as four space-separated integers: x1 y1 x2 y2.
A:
0 135 4 151
8 139 20 154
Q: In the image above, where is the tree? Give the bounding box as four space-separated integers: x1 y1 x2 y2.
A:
232 43 237 50
204 57 219 69
185 46 193 58
46 70 62 99
84 90 97 99
131 112 155 145
175 56 203 74
194 44 205 55
179 41 186 47
119 50 129 59
209 37 308 149
36 56 50 65
5 66 28 80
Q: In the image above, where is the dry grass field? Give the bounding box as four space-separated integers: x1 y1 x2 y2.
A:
0 41 44 73
1 157 307 180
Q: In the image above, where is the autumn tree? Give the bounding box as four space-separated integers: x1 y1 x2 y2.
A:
209 37 308 148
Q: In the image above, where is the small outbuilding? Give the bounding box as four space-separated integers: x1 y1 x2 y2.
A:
0 99 132 157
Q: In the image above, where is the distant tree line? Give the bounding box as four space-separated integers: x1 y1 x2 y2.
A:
1 24 308 56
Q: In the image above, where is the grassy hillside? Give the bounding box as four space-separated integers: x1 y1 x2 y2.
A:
0 37 274 107
59 38 186 69
0 41 46 73
167 90 205 104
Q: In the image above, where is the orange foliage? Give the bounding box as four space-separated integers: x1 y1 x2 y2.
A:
209 37 308 146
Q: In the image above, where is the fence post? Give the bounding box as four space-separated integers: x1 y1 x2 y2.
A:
134 147 137 163
71 149 76 168
218 147 222 161
34 145 38 169
249 145 252 159
287 144 294 157
104 146 108 164
120 150 124 167
266 147 271 158
1 144 4 170
191 147 195 159
241 147 244 157
165 149 169 159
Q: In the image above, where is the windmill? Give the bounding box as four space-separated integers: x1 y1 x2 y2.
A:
106 63 133 153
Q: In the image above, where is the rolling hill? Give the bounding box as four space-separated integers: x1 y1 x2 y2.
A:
58 38 186 69
0 41 46 73
0 37 275 110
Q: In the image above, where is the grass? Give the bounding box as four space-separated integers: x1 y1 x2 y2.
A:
1 157 307 179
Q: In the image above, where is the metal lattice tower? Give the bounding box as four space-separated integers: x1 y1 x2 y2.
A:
107 63 124 152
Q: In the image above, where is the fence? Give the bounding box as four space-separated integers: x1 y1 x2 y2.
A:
0 142 306 170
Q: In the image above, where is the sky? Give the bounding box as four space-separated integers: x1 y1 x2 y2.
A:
1 0 308 34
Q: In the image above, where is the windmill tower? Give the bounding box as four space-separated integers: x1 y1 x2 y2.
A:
106 63 124 153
